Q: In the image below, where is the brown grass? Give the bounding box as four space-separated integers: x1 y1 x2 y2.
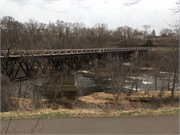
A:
78 91 179 104
1 90 179 120
8 97 47 111
1 107 179 120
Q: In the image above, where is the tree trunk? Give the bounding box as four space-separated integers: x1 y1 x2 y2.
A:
171 72 177 99
171 89 174 99
167 73 171 91
136 82 138 92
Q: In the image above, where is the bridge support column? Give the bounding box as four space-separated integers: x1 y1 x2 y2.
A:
34 74 77 99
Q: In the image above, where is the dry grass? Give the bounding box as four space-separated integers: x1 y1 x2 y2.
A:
132 90 179 99
8 97 47 111
78 91 179 104
78 92 132 110
1 90 179 120
1 107 179 120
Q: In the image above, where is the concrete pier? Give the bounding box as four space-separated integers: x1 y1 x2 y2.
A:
34 74 77 99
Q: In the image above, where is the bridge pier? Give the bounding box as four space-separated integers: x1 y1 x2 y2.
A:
34 74 77 99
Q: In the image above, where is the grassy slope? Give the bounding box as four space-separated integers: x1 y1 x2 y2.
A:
1 107 179 120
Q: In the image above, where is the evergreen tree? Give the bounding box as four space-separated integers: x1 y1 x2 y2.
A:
151 29 156 38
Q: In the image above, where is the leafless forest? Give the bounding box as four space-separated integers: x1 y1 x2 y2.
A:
1 16 179 51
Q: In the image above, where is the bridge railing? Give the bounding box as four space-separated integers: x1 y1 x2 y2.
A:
1 47 151 58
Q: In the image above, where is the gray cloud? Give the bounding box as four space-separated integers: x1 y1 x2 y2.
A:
124 0 141 6
78 6 90 9
57 11 68 14
6 0 29 6
101 1 108 4
1 0 176 35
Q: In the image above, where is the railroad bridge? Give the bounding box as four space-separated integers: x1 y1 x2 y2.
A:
1 47 151 81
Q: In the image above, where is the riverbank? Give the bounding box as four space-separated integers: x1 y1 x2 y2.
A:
78 90 179 103
1 90 179 120
1 107 179 120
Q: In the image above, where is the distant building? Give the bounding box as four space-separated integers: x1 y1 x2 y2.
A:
109 32 114 37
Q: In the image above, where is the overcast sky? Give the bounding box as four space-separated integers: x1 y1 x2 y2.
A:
1 0 178 35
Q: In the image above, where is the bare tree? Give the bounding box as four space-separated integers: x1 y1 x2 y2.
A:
160 28 173 38
1 16 25 77
1 16 23 50
144 46 179 99
161 47 179 99
1 16 156 50
114 26 144 47
171 0 180 14
142 25 151 39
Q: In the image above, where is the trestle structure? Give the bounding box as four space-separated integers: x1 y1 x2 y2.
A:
1 47 151 81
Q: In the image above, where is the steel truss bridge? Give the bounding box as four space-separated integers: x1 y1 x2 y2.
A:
1 47 151 81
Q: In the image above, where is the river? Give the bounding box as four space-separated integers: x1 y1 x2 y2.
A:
11 66 179 99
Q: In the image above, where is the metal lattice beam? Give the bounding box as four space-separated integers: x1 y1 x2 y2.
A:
1 47 151 58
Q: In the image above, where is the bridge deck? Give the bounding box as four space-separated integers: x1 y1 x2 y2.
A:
1 47 151 58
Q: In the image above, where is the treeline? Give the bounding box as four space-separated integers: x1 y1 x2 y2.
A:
1 16 176 50
1 16 149 50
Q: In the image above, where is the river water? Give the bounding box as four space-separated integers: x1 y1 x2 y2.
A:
75 70 179 95
11 66 179 99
